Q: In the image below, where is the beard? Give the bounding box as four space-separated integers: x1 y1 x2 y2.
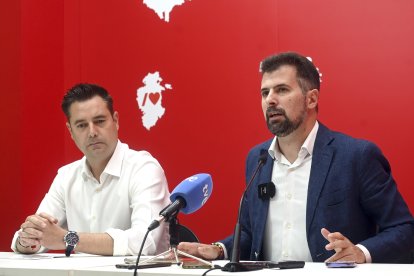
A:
266 105 306 137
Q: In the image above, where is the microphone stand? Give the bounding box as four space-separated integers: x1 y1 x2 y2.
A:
139 216 213 267
222 152 267 272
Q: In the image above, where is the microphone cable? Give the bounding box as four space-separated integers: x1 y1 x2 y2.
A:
132 228 150 276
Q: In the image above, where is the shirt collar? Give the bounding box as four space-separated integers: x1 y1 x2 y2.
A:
81 140 125 180
268 121 319 161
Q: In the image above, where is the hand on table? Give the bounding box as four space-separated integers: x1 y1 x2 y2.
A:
177 242 222 260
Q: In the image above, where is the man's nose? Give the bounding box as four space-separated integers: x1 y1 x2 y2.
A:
265 89 278 106
88 123 98 138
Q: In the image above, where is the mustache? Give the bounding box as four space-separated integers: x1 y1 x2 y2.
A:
266 106 286 117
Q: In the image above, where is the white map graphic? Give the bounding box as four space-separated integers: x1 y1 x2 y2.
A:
143 0 189 22
136 72 172 130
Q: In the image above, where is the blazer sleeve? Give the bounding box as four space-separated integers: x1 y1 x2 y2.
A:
356 141 414 263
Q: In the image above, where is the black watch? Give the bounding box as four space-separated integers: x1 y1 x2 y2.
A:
63 231 79 257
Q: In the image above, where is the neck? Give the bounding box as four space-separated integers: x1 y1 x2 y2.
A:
277 118 316 163
86 158 110 182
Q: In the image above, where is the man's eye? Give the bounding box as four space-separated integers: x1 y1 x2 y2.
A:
76 124 87 129
95 119 105 125
261 90 269 97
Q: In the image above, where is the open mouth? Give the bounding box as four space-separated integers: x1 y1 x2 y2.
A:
268 111 283 118
267 109 285 120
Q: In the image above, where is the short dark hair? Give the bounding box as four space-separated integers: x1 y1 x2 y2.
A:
260 52 320 93
61 83 114 119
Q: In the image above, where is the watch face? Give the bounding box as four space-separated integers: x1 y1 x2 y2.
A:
65 232 79 246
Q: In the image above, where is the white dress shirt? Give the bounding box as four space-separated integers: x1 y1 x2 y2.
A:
12 140 170 256
263 122 372 263
263 122 319 262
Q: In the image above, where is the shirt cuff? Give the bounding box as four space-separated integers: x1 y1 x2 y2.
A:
11 232 19 252
11 231 46 254
215 242 228 260
356 244 372 263
106 228 128 256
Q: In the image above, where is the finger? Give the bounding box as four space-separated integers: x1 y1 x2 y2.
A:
325 253 342 262
321 228 339 247
321 228 331 241
326 251 355 263
325 238 347 252
38 212 58 224
25 215 48 229
321 228 342 252
19 227 44 239
327 231 345 241
324 248 350 262
19 236 40 247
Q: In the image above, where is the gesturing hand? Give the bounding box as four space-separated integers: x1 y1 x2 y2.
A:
321 228 366 263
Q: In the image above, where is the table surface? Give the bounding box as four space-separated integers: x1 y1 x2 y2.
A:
0 252 413 276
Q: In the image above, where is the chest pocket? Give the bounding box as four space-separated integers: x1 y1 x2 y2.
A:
319 188 348 207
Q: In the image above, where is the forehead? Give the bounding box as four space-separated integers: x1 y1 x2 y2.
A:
261 65 298 88
68 96 110 122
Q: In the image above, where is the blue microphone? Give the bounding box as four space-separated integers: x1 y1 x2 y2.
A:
148 173 213 230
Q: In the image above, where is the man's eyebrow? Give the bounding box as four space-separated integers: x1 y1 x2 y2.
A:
92 115 107 120
73 119 86 125
274 83 290 88
261 84 290 91
72 115 107 125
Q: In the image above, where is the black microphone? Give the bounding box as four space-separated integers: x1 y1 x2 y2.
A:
222 150 268 272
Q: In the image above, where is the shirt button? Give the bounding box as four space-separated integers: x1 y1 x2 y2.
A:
286 223 292 229
287 193 292 200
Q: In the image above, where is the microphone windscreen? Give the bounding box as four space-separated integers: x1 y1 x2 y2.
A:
170 173 213 214
259 150 268 164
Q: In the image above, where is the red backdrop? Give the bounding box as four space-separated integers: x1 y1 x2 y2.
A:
1 0 413 251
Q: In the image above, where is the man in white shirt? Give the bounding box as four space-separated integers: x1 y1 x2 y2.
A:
178 52 414 264
12 83 170 256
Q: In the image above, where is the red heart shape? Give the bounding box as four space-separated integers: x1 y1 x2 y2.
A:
149 93 160 105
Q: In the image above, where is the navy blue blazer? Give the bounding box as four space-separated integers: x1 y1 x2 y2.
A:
221 123 414 263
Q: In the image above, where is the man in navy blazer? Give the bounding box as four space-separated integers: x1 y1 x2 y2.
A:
178 52 414 263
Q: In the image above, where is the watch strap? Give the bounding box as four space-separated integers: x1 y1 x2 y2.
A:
65 245 74 257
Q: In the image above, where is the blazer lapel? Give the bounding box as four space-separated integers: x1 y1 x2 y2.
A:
306 124 334 233
250 142 274 260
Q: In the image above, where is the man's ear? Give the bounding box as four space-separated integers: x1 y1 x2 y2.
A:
113 111 119 130
307 89 319 109
66 122 74 139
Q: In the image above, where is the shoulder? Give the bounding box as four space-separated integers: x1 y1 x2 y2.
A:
317 123 381 154
123 146 164 170
56 158 84 175
119 144 166 180
245 138 273 167
247 138 273 157
120 144 168 194
316 124 387 168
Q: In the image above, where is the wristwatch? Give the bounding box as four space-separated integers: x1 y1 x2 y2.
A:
63 231 79 257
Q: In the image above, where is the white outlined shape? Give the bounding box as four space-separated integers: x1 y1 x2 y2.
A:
136 72 172 130
143 0 188 22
